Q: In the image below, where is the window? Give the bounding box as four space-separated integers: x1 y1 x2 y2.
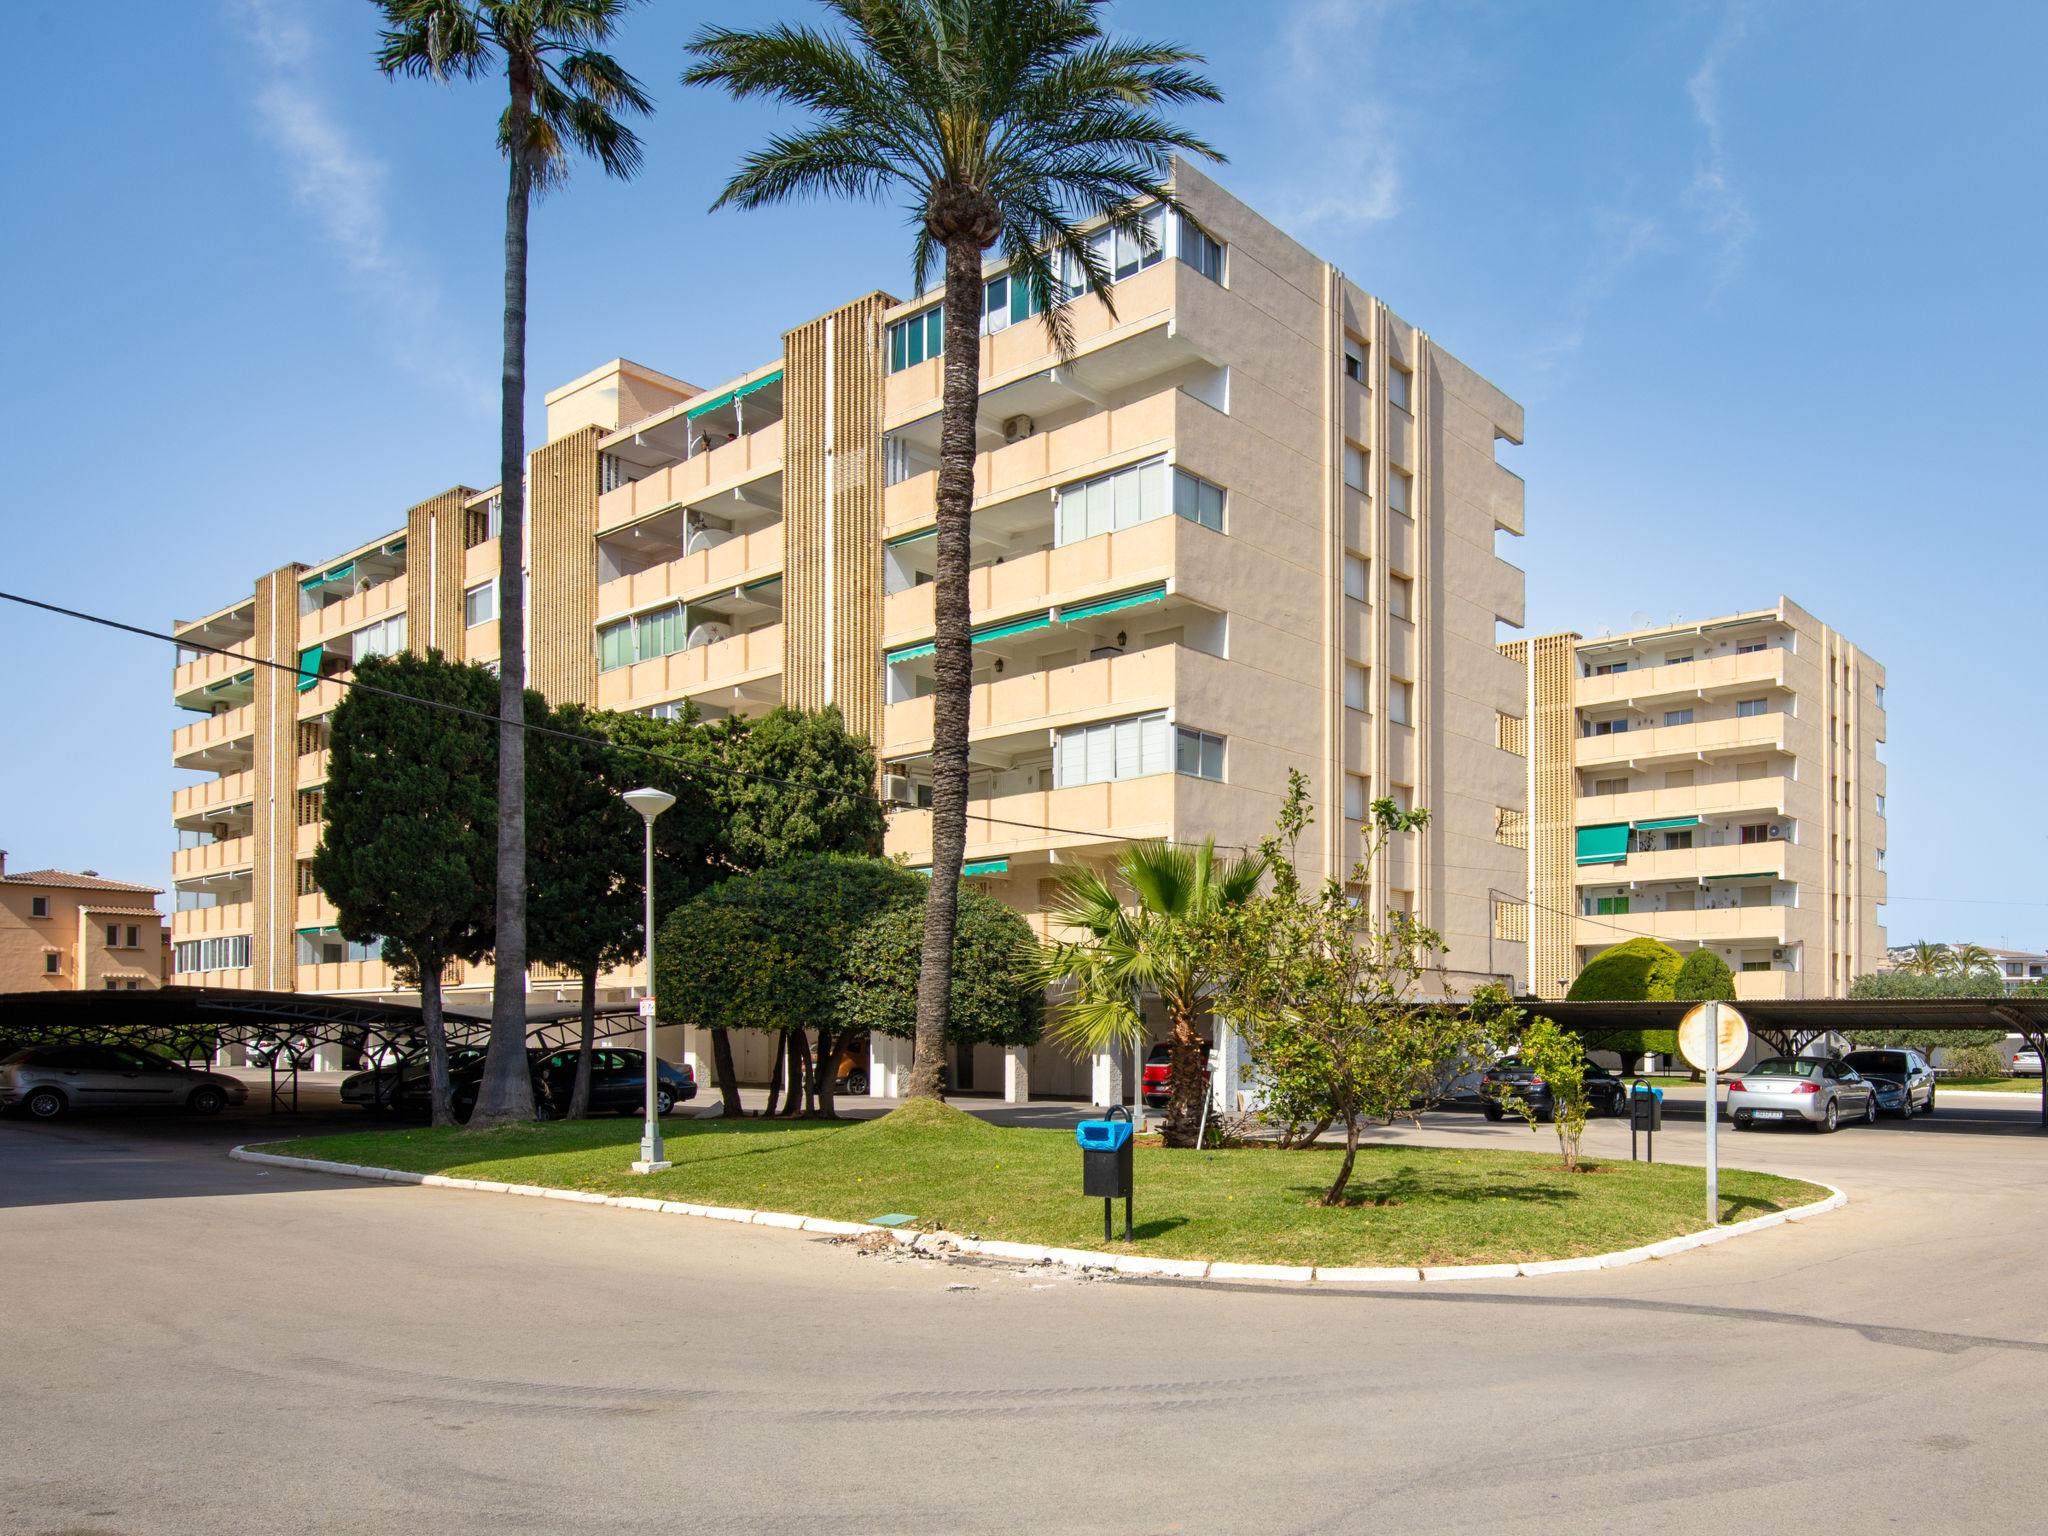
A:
105 924 119 946
1387 573 1413 621
1875 684 1886 708
1591 661 1628 676
29 896 48 918
1345 774 1370 821
886 306 946 373
1593 777 1628 796
1664 769 1695 789
1661 830 1693 851
1343 443 1368 492
1740 823 1771 845
1112 205 1167 279
352 612 406 661
1742 961 1771 973
1594 895 1631 916
1344 664 1369 712
1343 339 1365 383
1053 713 1221 787
980 270 1044 334
1876 793 1886 817
1591 718 1628 736
1343 553 1368 601
1667 889 1697 912
1664 708 1694 727
464 580 497 628
105 978 118 991
1170 468 1226 532
173 935 252 973
125 925 139 948
1390 784 1413 813
1735 697 1768 718
597 604 690 673
1178 214 1225 282
1387 466 1412 516
43 953 59 974
1387 363 1412 413
1055 458 1224 544
1876 848 1886 871
297 787 326 827
1387 678 1413 726
1665 652 1693 666
1740 885 1772 908
1736 640 1768 655
1174 726 1225 782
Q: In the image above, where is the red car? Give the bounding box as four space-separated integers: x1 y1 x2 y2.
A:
1142 1041 1211 1108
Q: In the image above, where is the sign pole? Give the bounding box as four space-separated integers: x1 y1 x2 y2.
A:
1703 1000 1720 1227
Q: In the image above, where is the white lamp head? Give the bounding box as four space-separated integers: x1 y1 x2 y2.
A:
622 786 678 823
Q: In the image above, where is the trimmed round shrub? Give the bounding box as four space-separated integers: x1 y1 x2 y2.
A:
838 885 1044 1048
1672 948 1737 1002
1566 936 1683 1059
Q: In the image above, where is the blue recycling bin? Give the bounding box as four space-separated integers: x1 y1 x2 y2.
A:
1077 1105 1134 1240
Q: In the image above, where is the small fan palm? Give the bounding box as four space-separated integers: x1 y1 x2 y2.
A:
685 0 1222 1101
373 0 652 1125
1038 839 1265 1147
1897 940 1953 978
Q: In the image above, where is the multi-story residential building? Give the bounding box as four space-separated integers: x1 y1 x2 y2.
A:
0 851 167 992
168 163 1533 1095
1506 598 1886 1002
1985 947 2047 992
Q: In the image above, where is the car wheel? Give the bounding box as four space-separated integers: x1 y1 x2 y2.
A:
1483 1103 1504 1122
656 1088 675 1117
1863 1094 1879 1126
1821 1099 1839 1133
1899 1094 1914 1120
24 1086 66 1120
845 1070 868 1095
1730 1115 1749 1131
1922 1091 1935 1116
188 1085 227 1116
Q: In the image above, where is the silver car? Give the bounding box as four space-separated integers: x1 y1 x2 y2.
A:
0 1044 249 1120
1727 1056 1877 1132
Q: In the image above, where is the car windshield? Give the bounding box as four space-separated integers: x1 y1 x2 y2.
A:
1844 1052 1906 1075
1749 1057 1822 1078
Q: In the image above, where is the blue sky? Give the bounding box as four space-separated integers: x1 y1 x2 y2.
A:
2 0 2041 951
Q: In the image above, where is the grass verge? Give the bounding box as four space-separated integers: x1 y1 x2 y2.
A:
269 1106 1825 1268
1940 1077 2043 1093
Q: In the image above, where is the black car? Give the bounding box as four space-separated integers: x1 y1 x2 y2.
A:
1841 1048 1937 1118
1481 1056 1628 1121
342 1045 695 1121
533 1048 696 1118
339 1046 485 1112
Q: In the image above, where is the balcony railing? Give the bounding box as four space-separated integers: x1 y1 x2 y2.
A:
1573 711 1785 769
595 525 783 622
596 418 785 532
1574 906 1794 947
170 901 253 942
882 643 1212 757
171 835 255 883
171 640 256 701
1580 840 1794 887
172 769 255 822
1575 648 1789 710
1575 775 1794 826
594 623 784 713
172 704 254 763
297 576 405 649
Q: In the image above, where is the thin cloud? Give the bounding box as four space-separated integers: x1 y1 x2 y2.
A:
1260 0 1412 230
228 0 491 409
1519 209 1662 393
1686 0 1758 288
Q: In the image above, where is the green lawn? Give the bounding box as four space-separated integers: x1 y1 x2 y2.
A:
268 1103 1823 1268
1941 1077 2043 1093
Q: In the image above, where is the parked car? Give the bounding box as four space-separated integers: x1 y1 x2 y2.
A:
533 1048 696 1117
0 1044 249 1120
338 1046 486 1112
1841 1048 1937 1118
1142 1040 1210 1109
1480 1057 1629 1121
2010 1048 2042 1078
248 1035 316 1068
1727 1056 1877 1132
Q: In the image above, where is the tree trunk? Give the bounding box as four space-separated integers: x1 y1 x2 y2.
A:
711 1027 743 1117
906 235 989 1101
421 962 456 1129
567 968 597 1120
813 1023 835 1119
1322 1115 1363 1206
1162 1008 1208 1148
761 1029 785 1118
781 1028 810 1117
473 63 536 1126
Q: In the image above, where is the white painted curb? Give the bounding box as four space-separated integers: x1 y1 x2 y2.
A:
227 1147 1846 1287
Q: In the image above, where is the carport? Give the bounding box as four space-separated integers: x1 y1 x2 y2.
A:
1527 995 2048 1128
0 987 643 1113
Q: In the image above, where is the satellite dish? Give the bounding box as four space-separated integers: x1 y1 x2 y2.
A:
1630 610 1652 629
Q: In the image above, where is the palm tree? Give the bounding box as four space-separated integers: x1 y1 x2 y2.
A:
1039 839 1265 1148
373 1 652 1125
684 0 1221 1101
1946 943 1997 978
1896 940 1952 978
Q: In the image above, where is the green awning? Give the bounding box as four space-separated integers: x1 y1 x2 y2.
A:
299 561 355 592
1633 816 1700 831
686 368 785 420
886 609 1055 666
295 926 339 937
885 527 936 548
1574 823 1629 865
295 645 324 692
912 859 1010 878
740 575 781 593
1702 871 1777 883
1056 583 1167 624
201 670 254 695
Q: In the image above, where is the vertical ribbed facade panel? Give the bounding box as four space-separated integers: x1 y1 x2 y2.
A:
404 486 472 658
250 566 301 991
1517 632 1579 999
530 427 602 704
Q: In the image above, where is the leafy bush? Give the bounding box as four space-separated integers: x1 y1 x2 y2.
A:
1565 937 1681 1058
1672 948 1736 1002
1941 1044 2010 1079
838 884 1044 1048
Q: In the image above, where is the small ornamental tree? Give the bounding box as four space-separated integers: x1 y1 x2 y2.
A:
1500 1015 1592 1172
838 885 1045 1055
1214 771 1510 1205
313 652 498 1126
1672 948 1737 1002
655 855 922 1118
1567 936 1684 1068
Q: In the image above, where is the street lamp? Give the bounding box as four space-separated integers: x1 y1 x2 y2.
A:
624 785 677 1173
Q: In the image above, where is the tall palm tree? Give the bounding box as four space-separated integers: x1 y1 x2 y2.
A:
1039 839 1265 1148
684 0 1221 1101
373 1 652 1125
1946 943 1997 978
1897 940 1953 978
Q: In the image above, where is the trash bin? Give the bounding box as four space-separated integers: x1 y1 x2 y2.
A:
1076 1104 1134 1241
1629 1080 1664 1161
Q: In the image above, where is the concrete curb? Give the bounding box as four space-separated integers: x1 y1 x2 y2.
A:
227 1147 1847 1287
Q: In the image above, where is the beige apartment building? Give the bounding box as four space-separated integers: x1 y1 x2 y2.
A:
0 852 167 993
167 163 1533 1094
1506 598 1887 1002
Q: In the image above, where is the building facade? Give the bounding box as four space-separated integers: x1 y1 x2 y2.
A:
1508 598 1887 1001
0 852 167 993
168 164 1533 1093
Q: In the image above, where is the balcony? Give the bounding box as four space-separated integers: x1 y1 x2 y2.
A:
595 623 784 714
1574 905 1794 948
172 704 254 770
171 641 257 707
1576 648 1789 711
1734 969 1797 1001
887 771 1238 867
171 901 253 943
296 891 337 929
171 770 255 823
170 966 255 990
297 676 348 719
1579 840 1793 888
595 524 783 622
296 958 401 995
1575 775 1794 827
1573 711 1786 771
597 418 785 533
171 835 254 883
298 575 404 650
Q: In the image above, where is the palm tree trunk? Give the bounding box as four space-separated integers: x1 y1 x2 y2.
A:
711 1027 743 1117
567 968 597 1120
906 235 987 1101
1163 1007 1207 1148
421 962 455 1129
475 64 536 1126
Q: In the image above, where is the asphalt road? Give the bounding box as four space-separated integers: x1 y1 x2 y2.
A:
4 1093 2046 1535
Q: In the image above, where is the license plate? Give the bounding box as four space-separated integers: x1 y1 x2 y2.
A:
1751 1109 1784 1120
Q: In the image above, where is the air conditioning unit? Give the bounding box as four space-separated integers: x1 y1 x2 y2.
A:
684 621 732 650
881 773 915 808
1002 414 1034 443
1772 948 1784 961
1767 824 1784 839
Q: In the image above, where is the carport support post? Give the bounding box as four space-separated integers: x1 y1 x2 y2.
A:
1704 1000 1720 1226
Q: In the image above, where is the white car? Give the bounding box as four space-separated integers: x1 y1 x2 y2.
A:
2011 1048 2042 1078
1727 1056 1878 1132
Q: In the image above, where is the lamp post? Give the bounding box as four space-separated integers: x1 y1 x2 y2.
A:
624 786 677 1173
